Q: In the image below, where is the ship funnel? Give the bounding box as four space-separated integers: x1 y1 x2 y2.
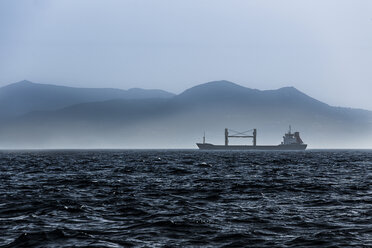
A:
294 132 303 144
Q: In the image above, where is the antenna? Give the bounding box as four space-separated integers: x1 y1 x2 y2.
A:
203 131 206 144
289 125 292 134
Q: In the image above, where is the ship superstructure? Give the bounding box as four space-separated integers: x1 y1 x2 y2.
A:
281 126 304 145
197 126 307 150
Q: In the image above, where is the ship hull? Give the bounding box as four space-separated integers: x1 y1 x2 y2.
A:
196 143 307 150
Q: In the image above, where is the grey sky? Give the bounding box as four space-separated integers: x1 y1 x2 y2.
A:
0 0 371 110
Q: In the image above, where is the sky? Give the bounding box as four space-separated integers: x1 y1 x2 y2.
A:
0 0 371 110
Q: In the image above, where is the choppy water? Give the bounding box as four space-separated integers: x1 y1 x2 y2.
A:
0 150 371 247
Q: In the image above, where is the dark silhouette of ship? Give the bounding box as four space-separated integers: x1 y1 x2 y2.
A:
197 126 307 150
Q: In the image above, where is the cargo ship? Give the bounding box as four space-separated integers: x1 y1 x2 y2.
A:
197 126 307 150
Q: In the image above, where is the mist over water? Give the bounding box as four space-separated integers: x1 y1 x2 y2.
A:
0 80 371 149
0 150 371 247
1 113 371 149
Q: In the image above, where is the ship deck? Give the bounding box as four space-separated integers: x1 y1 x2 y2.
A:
197 143 307 150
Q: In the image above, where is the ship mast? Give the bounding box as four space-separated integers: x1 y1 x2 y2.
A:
225 128 229 146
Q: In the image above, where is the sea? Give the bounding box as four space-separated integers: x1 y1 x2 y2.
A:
0 150 371 247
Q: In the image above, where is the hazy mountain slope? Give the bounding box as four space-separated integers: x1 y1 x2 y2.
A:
0 80 371 148
21 98 171 123
172 80 371 122
0 80 175 118
172 80 328 112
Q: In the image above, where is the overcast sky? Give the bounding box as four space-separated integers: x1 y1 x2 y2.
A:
0 0 371 109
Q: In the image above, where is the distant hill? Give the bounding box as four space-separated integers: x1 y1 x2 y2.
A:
172 80 371 122
0 80 175 118
0 80 371 148
173 80 327 110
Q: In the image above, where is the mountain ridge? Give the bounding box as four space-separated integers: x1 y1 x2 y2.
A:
0 80 371 148
0 80 175 118
2 80 175 93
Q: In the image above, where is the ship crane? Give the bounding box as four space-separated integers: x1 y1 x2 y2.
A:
225 128 257 146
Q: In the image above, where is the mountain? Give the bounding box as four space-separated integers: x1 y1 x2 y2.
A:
0 80 371 149
173 80 327 110
168 80 371 129
0 80 175 118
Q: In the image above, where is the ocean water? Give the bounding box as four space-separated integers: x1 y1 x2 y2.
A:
0 150 371 247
